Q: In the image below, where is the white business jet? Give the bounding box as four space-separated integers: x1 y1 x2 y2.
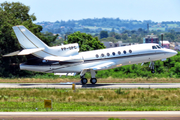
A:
3 25 177 84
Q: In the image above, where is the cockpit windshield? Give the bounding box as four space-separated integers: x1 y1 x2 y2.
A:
152 46 157 49
156 45 161 49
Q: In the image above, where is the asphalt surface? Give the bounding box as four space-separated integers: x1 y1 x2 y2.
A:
0 112 180 120
0 83 180 89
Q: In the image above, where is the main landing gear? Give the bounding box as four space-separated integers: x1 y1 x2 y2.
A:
80 69 97 85
81 78 88 84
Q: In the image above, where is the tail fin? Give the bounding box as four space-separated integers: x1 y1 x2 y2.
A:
13 25 48 49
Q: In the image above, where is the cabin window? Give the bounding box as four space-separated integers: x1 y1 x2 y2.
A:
107 53 110 56
156 45 161 49
101 54 105 57
112 52 115 56
96 54 99 58
118 51 121 55
74 46 77 49
152 46 157 49
123 50 126 54
129 50 132 53
64 47 66 50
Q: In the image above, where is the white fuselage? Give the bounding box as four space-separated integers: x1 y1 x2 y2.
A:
20 43 177 73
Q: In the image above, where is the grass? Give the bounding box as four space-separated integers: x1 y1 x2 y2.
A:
83 26 117 31
0 77 180 83
167 24 179 27
149 27 165 31
0 88 180 111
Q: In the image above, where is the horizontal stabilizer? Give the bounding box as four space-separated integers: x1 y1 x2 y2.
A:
3 48 44 57
44 56 83 62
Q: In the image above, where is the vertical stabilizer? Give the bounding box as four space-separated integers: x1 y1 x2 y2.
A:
13 25 48 49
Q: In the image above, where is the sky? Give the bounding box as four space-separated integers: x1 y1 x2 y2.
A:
1 0 180 23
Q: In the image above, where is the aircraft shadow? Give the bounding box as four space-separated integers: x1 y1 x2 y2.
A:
18 83 75 86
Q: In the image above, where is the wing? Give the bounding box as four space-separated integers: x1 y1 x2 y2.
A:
80 62 116 76
90 62 116 70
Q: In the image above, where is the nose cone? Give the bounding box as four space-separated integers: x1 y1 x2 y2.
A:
173 50 178 55
166 49 177 57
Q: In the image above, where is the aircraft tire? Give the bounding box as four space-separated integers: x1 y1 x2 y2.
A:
81 78 88 84
151 70 155 73
90 78 97 84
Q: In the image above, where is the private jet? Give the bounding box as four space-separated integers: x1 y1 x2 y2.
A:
3 25 177 84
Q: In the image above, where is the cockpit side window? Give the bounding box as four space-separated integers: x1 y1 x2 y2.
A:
152 46 157 49
156 45 161 49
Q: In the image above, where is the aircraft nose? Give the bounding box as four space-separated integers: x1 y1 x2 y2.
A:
172 50 177 55
174 50 178 55
168 49 177 56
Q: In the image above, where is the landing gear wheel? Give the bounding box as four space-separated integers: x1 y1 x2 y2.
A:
81 78 88 85
90 78 97 84
151 70 155 73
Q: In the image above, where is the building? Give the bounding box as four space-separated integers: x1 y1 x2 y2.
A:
102 42 114 48
160 41 170 49
143 34 171 49
159 41 170 49
143 35 159 44
102 41 138 48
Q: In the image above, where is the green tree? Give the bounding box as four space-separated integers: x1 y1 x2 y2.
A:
105 37 117 43
100 31 108 39
115 34 121 39
64 31 105 52
131 34 137 40
42 32 58 46
121 34 128 40
0 2 54 77
164 33 175 42
109 32 116 37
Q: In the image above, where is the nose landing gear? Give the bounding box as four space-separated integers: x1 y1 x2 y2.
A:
149 61 155 73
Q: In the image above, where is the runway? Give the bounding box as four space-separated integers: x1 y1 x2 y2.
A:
0 83 180 89
0 112 180 120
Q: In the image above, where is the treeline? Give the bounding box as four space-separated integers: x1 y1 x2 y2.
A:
97 28 180 44
37 18 180 35
53 27 180 46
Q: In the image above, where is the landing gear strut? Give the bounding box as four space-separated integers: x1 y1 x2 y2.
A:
90 69 97 84
80 70 88 85
149 61 155 73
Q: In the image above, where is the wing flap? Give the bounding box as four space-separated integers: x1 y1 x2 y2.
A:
90 62 116 70
82 62 116 71
3 48 44 57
